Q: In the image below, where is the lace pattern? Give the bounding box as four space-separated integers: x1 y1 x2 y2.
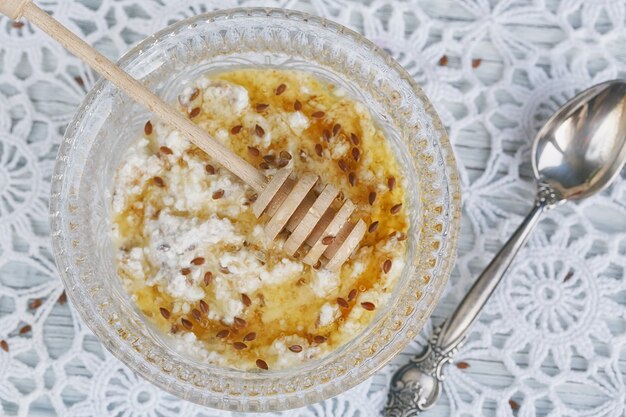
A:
1 0 626 416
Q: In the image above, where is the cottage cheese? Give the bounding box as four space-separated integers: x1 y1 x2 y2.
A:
111 69 409 371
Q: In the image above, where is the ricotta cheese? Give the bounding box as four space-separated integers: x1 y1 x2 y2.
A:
111 69 409 371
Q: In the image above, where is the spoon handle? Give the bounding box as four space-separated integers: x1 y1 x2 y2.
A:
385 197 548 416
3 0 267 192
436 199 546 350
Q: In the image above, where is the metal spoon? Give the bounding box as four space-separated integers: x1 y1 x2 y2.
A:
385 80 626 416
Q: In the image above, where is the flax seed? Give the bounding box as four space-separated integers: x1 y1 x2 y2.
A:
242 294 252 307
159 146 173 155
256 103 269 112
277 159 289 168
192 309 202 321
189 87 200 101
323 129 331 141
152 176 165 187
337 297 349 308
368 221 379 233
160 307 171 319
472 58 482 68
352 147 360 162
456 361 470 369
191 257 205 265
233 342 247 350
170 324 179 334
397 232 408 241
204 271 213 286
368 191 376 205
259 162 270 170
0 340 7 352
350 133 360 145
234 317 246 328
199 300 209 314
181 268 191 275
332 123 341 135
189 107 201 118
315 144 323 157
263 154 276 163
563 270 574 282
276 83 287 95
383 259 392 273
313 335 327 343
388 176 396 191
206 164 215 174
312 111 325 118
280 150 292 160
244 332 256 341
338 159 348 172
348 289 358 301
29 299 42 309
181 318 193 330
313 260 322 270
438 55 448 66
361 302 376 311
144 121 153 135
216 329 230 338
348 172 356 186
289 344 303 353
212 189 225 200
247 146 260 157
255 124 265 137
219 266 230 274
322 236 335 245
256 359 268 370
294 100 302 111
58 291 67 305
391 203 402 214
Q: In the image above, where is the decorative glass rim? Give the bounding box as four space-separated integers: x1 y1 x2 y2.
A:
49 7 462 412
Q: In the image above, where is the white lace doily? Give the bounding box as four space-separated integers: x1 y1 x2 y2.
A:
1 0 626 416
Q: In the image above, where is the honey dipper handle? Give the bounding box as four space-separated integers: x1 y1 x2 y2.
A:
13 1 267 192
0 0 29 19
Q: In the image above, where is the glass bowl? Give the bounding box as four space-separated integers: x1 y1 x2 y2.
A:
49 8 461 412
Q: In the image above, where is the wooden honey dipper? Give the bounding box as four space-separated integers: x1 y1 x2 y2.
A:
1 0 367 270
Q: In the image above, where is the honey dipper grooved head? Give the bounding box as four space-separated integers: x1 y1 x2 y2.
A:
253 167 366 271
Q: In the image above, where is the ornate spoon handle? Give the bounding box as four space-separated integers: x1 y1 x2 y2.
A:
385 194 553 416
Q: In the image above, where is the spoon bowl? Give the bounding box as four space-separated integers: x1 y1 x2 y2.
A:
533 80 626 202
